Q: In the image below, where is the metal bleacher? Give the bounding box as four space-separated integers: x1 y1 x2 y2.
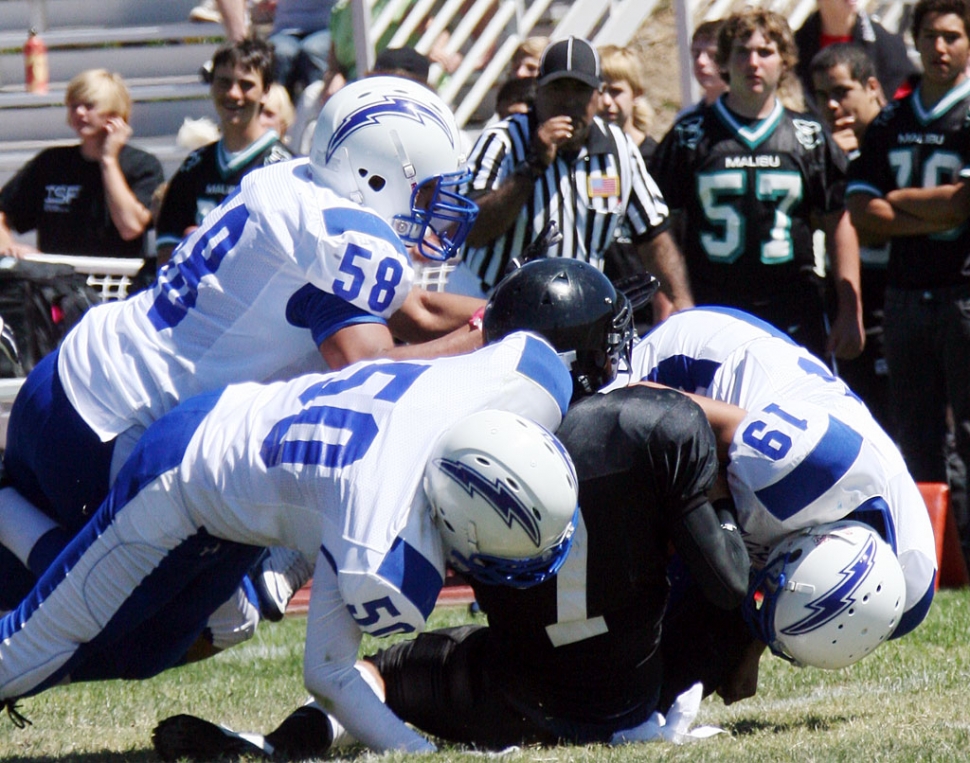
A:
0 0 223 190
0 0 227 439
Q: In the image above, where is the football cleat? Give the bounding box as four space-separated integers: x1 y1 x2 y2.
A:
265 704 335 757
153 706 335 761
248 547 313 623
152 714 272 761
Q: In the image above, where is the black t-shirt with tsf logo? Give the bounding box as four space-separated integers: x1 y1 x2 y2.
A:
0 144 164 257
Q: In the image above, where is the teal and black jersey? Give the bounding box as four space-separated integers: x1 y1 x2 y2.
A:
847 80 970 290
156 131 293 251
650 96 847 304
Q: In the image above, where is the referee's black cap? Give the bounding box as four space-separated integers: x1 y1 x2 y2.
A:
537 36 601 89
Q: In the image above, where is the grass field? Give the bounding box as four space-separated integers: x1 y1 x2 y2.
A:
4 589 970 762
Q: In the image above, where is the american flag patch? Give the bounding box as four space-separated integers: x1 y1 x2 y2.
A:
588 175 619 197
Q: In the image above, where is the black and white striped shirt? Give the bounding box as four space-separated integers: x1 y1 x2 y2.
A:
461 112 670 290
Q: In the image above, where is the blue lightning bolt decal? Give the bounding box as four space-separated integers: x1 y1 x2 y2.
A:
780 535 878 636
435 458 541 547
327 95 454 162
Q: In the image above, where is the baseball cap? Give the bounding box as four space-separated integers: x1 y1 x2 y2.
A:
537 36 601 89
373 46 431 83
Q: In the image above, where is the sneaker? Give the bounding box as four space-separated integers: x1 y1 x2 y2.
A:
189 0 222 23
249 547 313 622
152 714 272 761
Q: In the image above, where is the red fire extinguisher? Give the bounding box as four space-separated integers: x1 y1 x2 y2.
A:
24 28 49 95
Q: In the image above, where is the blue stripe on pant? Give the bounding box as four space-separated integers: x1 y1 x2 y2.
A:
0 349 117 609
0 388 262 699
3 349 116 532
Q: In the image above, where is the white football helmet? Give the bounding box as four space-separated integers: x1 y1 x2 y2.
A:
309 75 478 260
424 409 579 588
743 520 906 669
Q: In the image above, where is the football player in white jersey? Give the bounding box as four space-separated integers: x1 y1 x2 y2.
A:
0 331 580 752
0 75 483 614
608 306 937 700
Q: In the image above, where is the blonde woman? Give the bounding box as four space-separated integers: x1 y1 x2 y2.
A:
0 69 163 258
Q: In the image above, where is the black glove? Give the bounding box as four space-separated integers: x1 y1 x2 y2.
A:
612 271 661 313
503 220 563 276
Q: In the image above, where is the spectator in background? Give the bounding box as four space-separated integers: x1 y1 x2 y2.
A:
846 0 970 567
285 0 455 155
452 36 692 315
596 44 660 312
485 37 546 125
0 69 163 259
650 8 862 362
507 36 548 79
494 76 536 119
189 0 251 42
684 19 729 112
155 37 293 266
810 42 891 431
794 0 915 113
268 0 335 100
260 82 296 143
599 44 657 163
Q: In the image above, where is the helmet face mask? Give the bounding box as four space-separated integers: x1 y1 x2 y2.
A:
396 171 478 260
310 76 478 260
424 409 579 589
482 259 636 399
743 520 905 669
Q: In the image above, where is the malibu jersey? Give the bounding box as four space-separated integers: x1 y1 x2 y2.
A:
650 97 846 303
611 307 936 631
155 131 293 251
59 157 415 440
846 79 970 289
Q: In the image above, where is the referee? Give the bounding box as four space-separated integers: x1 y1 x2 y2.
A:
448 36 693 316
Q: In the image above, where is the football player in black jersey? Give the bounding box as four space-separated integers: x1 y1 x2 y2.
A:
650 8 863 363
152 264 752 759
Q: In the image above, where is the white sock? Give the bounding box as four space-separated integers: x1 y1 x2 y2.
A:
0 486 59 566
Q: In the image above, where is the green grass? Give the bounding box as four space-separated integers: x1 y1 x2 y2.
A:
4 591 970 762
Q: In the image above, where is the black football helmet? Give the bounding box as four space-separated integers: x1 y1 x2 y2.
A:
482 258 635 399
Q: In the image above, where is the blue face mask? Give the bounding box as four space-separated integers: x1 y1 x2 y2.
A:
392 170 479 261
